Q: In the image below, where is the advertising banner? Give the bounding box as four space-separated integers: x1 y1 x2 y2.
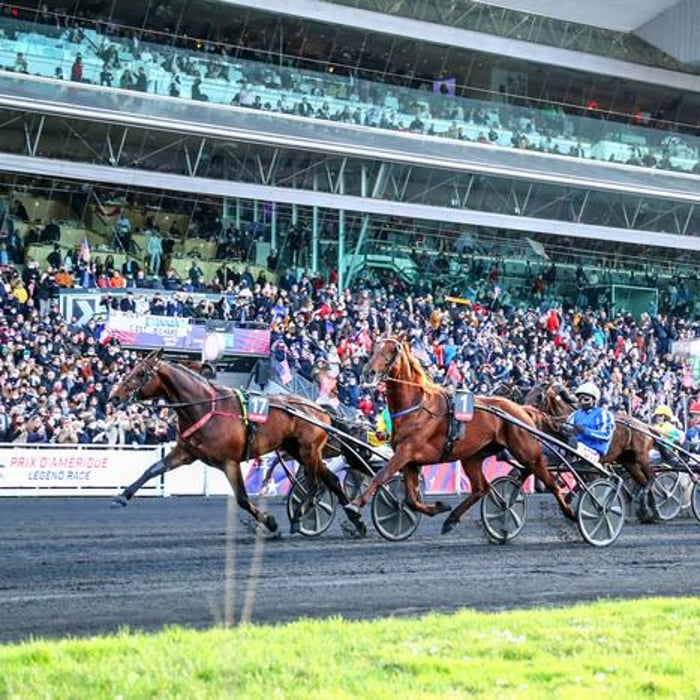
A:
0 445 162 494
103 312 270 356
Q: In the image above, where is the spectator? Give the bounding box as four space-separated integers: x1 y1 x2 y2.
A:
70 54 83 82
41 219 61 243
147 230 163 276
14 52 28 74
135 66 148 92
11 199 29 222
192 78 209 102
99 63 114 87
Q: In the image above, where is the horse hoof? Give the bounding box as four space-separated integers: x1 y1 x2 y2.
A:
266 516 279 533
110 496 128 508
344 503 361 516
354 521 367 539
289 519 300 534
441 519 457 535
434 501 452 516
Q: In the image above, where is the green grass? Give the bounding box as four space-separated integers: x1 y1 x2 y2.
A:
2 598 700 699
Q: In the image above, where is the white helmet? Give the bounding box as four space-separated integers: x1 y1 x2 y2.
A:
574 382 600 402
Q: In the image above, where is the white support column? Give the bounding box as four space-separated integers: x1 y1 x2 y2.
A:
312 173 319 274
338 171 345 293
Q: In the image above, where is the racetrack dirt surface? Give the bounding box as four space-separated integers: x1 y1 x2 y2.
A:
2 495 700 643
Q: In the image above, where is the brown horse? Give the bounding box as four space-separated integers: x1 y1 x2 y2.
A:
522 381 653 487
109 350 367 536
346 335 577 533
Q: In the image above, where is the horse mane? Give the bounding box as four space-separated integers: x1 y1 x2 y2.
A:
400 342 443 394
161 358 220 391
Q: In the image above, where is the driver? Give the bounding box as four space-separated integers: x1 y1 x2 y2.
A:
561 381 615 459
651 405 685 445
685 400 700 453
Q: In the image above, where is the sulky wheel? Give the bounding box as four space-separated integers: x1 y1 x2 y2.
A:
286 472 338 537
343 468 371 502
576 478 625 547
371 474 422 542
649 472 684 522
691 481 700 522
480 476 527 543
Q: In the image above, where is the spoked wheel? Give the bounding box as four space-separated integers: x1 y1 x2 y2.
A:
343 468 371 502
286 472 338 537
649 472 684 522
691 482 700 522
371 475 422 542
577 478 625 547
480 476 527 543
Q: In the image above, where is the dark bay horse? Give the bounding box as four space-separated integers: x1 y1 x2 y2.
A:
109 350 366 536
523 381 653 487
347 335 577 533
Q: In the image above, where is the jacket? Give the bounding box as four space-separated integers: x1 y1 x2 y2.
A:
567 406 615 456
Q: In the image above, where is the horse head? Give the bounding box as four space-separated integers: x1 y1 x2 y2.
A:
492 381 521 402
542 381 578 418
361 332 407 389
109 348 165 408
522 382 547 409
522 380 576 418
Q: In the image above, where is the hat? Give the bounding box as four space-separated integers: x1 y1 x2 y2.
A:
574 382 600 402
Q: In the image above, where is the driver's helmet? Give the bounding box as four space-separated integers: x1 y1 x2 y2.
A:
689 400 700 415
653 405 674 420
574 381 600 403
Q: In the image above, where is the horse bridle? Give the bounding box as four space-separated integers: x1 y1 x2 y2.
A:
124 357 161 405
370 338 403 386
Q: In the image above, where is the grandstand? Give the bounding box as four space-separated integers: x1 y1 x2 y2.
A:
1 0 700 443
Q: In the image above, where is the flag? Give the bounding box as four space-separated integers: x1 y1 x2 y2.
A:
446 362 462 383
275 358 292 385
80 238 91 263
98 327 112 345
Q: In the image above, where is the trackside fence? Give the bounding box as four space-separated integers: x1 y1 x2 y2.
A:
0 443 523 497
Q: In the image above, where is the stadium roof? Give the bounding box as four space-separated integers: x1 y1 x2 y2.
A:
473 0 683 32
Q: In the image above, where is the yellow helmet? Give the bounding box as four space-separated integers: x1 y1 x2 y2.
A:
654 405 674 419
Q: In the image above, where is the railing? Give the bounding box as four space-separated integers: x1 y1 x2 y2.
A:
1 15 698 179
328 0 696 74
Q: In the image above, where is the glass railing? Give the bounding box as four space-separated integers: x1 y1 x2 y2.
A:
1 14 698 179
327 0 698 75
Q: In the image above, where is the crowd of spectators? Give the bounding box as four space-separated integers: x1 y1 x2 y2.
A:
3 7 700 177
2 244 700 448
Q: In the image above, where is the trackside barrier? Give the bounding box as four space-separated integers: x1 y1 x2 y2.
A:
0 443 165 497
0 443 526 497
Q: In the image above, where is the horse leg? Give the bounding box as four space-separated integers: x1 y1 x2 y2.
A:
531 454 577 521
283 443 324 534
442 459 489 534
617 457 655 522
224 459 278 533
344 449 410 514
618 458 648 487
317 462 368 538
403 466 451 517
110 443 193 507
